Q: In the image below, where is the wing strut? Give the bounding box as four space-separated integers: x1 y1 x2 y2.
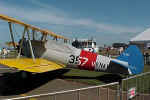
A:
17 27 27 59
27 28 35 62
32 30 35 40
8 22 16 49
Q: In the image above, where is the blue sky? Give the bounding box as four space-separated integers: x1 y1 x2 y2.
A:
0 0 150 46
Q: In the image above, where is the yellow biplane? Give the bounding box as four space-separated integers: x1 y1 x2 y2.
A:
0 14 69 73
0 14 144 76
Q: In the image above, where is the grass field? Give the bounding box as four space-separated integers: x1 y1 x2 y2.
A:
62 68 107 85
62 68 123 85
60 65 150 95
61 64 150 86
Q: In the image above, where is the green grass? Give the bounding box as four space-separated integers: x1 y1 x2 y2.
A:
62 64 150 86
61 65 150 94
64 68 105 77
62 68 106 85
143 64 150 72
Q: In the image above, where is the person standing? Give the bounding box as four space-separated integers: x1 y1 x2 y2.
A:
2 48 8 56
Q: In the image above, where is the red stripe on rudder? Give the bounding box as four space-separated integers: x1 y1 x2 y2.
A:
78 50 98 70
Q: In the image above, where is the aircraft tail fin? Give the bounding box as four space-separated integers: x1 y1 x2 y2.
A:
117 45 144 74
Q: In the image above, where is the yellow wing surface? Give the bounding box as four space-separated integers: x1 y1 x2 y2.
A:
0 58 65 73
0 14 69 41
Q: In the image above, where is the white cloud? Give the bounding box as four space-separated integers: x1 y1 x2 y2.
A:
0 1 144 34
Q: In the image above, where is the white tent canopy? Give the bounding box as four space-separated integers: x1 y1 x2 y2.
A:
130 28 150 42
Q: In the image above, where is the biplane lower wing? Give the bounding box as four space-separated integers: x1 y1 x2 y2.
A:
0 58 65 73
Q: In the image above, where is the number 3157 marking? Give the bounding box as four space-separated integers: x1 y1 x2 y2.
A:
68 55 88 66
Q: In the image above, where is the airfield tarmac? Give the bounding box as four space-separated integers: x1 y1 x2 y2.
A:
0 66 91 100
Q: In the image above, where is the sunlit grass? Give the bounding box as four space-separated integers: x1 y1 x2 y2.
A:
62 64 150 86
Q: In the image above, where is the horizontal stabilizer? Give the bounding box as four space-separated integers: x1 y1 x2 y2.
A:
0 58 65 73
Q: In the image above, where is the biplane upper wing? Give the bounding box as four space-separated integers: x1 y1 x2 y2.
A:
0 14 69 40
0 58 66 73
